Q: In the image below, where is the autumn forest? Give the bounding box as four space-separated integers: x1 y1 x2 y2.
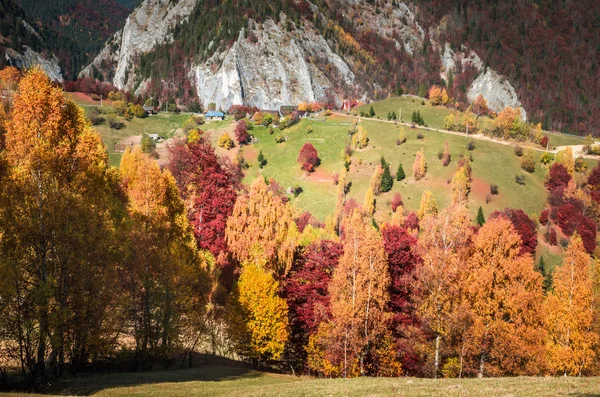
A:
1 67 600 393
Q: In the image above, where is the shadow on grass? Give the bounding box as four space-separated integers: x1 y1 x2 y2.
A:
46 355 259 396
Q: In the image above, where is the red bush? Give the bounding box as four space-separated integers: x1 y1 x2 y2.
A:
391 193 404 212
546 163 571 192
539 209 549 226
404 212 420 231
540 135 549 148
545 227 557 246
555 203 597 253
297 143 320 172
295 211 324 233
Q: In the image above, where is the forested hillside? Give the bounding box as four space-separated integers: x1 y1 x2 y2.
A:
415 0 600 135
15 0 130 79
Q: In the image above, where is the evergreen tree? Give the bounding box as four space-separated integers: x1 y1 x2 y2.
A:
396 163 405 181
380 156 388 168
381 163 393 193
476 206 486 226
537 256 552 292
257 150 266 168
369 105 375 117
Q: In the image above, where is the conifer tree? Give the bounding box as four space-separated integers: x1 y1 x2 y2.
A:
396 162 405 181
258 150 266 168
381 161 393 193
476 206 486 226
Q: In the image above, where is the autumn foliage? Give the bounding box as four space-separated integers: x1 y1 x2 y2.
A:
297 143 320 172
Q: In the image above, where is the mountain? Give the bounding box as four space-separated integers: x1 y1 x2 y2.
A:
15 0 131 79
82 0 598 134
0 0 63 81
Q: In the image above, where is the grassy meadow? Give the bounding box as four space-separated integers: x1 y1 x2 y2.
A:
2 365 599 397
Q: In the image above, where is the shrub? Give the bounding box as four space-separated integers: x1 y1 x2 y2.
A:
275 134 286 143
514 145 524 157
106 113 124 129
218 133 234 150
539 209 549 225
467 140 476 151
545 227 557 246
490 184 499 195
397 128 406 145
141 133 156 153
540 152 554 165
416 132 424 140
521 150 536 173
298 143 320 172
540 135 549 148
131 104 146 118
391 193 403 212
515 174 526 185
441 141 451 167
546 163 571 192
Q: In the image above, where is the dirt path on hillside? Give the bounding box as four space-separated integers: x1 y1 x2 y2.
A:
334 112 599 160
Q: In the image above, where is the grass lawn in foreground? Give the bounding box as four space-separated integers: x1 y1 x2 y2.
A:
2 365 599 397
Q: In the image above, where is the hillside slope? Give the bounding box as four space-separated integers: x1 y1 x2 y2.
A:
81 0 523 114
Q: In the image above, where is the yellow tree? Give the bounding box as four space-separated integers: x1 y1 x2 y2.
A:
441 88 449 105
370 163 383 195
429 86 443 105
556 147 575 175
413 150 427 180
416 204 472 378
323 211 390 377
465 218 545 377
363 187 375 216
418 191 438 219
331 167 348 234
226 178 299 276
232 258 289 364
451 165 471 204
120 147 199 360
545 234 599 376
0 68 125 377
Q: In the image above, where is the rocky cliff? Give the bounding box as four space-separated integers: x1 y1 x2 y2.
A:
82 0 527 117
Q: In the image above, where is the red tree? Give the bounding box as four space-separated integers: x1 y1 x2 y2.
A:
382 225 423 374
297 143 320 172
282 240 343 368
556 204 597 253
587 163 600 203
539 209 549 226
168 139 238 257
235 120 250 145
490 209 538 256
546 163 571 192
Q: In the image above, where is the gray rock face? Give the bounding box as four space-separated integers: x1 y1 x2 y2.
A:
194 20 354 110
4 46 63 83
80 0 197 89
468 69 527 120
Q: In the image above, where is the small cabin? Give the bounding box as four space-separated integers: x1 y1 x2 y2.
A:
205 110 225 121
143 105 156 116
148 134 161 142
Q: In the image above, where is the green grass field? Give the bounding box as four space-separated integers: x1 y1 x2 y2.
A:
3 365 599 397
353 96 585 148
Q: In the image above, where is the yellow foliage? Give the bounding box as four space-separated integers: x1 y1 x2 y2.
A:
413 150 427 180
237 259 289 361
418 191 438 219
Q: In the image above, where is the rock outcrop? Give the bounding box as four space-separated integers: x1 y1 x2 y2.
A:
4 46 63 83
194 19 354 110
468 69 527 120
80 0 197 89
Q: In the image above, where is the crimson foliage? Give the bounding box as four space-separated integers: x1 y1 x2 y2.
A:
556 203 597 253
587 163 600 204
168 139 237 257
235 120 250 145
297 143 320 172
282 240 343 368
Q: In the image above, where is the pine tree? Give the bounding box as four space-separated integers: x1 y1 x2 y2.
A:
258 150 266 168
396 163 405 181
537 256 552 292
369 105 376 117
476 206 486 226
381 163 393 193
